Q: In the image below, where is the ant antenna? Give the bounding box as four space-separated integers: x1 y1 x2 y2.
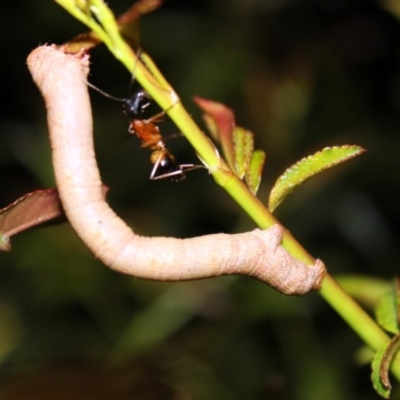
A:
86 47 143 100
85 80 126 103
126 47 143 93
86 48 152 118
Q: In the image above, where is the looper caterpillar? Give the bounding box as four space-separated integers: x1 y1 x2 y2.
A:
26 45 326 295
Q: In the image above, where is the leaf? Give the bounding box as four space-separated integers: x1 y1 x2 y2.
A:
380 334 400 391
0 189 65 251
371 278 400 397
376 278 400 335
201 114 220 142
335 275 392 310
233 127 254 179
194 96 236 172
372 345 392 398
268 145 365 212
0 186 109 251
245 150 266 195
118 0 162 26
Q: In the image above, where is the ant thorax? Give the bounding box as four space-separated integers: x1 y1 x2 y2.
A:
129 119 163 148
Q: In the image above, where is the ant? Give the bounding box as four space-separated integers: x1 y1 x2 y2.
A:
123 88 202 181
87 59 202 181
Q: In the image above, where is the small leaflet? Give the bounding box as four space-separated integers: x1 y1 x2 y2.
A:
233 127 254 179
372 278 400 397
245 150 266 195
372 346 392 398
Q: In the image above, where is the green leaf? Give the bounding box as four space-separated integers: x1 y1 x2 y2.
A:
372 346 392 398
268 145 365 212
245 150 266 195
335 275 391 310
372 278 400 399
233 127 254 179
376 278 400 334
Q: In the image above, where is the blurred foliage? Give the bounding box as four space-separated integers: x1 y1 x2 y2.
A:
1 0 400 398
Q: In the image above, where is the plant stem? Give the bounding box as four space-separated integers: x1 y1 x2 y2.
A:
321 275 400 380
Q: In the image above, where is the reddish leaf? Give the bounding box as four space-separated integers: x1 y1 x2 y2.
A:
118 0 163 26
0 187 109 251
194 96 236 171
194 97 265 193
0 189 64 250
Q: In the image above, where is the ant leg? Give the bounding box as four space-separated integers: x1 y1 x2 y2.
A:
152 164 205 180
180 164 206 173
149 151 164 180
149 151 186 181
152 170 187 180
152 163 205 181
161 132 183 142
126 47 144 94
146 96 182 124
147 110 166 125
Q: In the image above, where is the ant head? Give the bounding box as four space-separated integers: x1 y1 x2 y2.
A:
123 89 151 119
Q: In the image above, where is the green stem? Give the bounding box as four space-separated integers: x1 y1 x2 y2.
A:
321 275 400 380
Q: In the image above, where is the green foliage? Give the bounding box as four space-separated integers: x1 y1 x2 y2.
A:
245 149 266 195
376 282 400 335
372 346 392 398
370 279 400 396
269 146 365 212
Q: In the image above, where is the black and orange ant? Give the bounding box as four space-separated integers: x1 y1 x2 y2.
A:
123 88 202 181
87 64 202 181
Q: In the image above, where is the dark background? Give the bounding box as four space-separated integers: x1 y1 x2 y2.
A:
1 0 400 398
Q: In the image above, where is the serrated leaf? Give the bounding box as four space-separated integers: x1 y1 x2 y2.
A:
245 150 266 195
233 127 254 179
372 346 392 398
268 145 365 212
194 96 236 171
380 334 400 391
376 278 400 334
